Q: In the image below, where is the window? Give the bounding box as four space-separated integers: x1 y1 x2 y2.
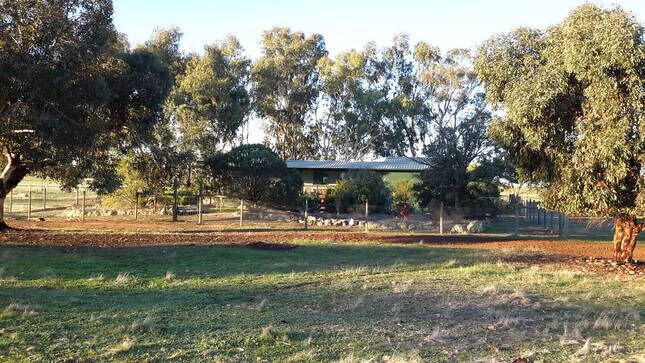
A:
313 171 329 185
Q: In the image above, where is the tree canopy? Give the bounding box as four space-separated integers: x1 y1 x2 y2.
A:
0 0 175 228
205 144 302 207
475 4 644 261
252 28 327 159
168 36 251 157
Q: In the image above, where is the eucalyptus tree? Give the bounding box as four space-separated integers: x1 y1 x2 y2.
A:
415 47 492 209
0 0 171 229
118 28 189 197
252 27 327 159
314 49 385 160
167 36 251 157
367 35 428 156
144 27 186 82
476 4 644 261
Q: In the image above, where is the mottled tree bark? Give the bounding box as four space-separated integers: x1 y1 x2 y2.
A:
0 149 30 230
612 216 643 263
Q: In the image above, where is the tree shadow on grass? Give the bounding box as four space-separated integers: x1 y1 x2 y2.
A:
0 243 490 280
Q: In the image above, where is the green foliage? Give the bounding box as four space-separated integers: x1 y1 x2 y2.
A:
330 171 389 213
475 4 644 218
205 144 302 207
167 36 251 156
390 179 420 218
314 50 386 160
101 160 144 209
416 158 502 217
0 0 174 195
251 28 327 159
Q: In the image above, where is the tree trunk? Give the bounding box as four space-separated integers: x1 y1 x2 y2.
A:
0 149 30 230
0 196 6 230
612 216 643 263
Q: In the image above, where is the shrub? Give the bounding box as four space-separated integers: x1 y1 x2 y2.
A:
205 144 302 208
391 179 419 218
330 171 389 213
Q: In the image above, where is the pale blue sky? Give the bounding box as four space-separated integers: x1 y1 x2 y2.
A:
113 0 645 57
112 0 645 143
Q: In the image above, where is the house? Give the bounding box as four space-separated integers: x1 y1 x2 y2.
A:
285 157 429 195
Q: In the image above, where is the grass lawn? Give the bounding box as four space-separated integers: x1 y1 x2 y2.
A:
0 241 643 361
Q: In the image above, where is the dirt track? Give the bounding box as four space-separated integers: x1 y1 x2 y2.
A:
0 228 642 260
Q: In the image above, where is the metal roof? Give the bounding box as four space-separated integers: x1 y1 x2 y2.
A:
285 157 429 171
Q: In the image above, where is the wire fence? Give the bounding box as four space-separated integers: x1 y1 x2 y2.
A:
2 185 616 237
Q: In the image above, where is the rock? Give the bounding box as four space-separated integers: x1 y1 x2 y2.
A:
466 221 484 233
62 209 82 219
451 224 466 234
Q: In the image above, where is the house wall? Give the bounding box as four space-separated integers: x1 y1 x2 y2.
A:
295 168 421 195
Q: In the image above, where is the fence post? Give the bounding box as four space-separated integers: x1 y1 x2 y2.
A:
524 200 528 218
8 190 12 213
304 199 308 230
219 196 223 213
558 212 562 236
563 214 570 239
42 186 47 218
514 200 519 236
172 180 178 222
28 186 32 220
439 201 444 235
550 211 554 232
134 192 139 221
239 200 244 227
537 205 541 225
82 190 86 222
76 187 79 207
364 200 369 233
197 191 203 225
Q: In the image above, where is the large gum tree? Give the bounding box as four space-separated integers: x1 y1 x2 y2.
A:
476 4 644 262
0 0 171 229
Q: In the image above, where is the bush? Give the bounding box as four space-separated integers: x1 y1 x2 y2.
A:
330 171 389 213
204 144 302 208
390 179 419 219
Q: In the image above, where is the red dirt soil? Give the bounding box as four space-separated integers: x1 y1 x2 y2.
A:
0 227 643 260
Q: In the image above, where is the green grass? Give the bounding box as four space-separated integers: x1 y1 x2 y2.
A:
0 242 643 361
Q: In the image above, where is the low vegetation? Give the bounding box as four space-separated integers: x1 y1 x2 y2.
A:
0 242 642 361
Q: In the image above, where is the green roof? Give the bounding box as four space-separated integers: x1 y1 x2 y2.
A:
285 157 429 172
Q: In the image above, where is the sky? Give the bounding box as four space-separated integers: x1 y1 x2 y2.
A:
112 0 645 143
113 0 644 57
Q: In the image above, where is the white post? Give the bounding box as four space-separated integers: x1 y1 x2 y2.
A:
134 192 139 221
304 199 308 230
197 193 203 225
364 200 369 233
42 186 46 218
439 201 444 235
239 200 244 227
9 190 12 213
514 200 519 236
82 190 86 222
28 186 32 220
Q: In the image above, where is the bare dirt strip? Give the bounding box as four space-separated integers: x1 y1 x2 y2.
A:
1 222 643 276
